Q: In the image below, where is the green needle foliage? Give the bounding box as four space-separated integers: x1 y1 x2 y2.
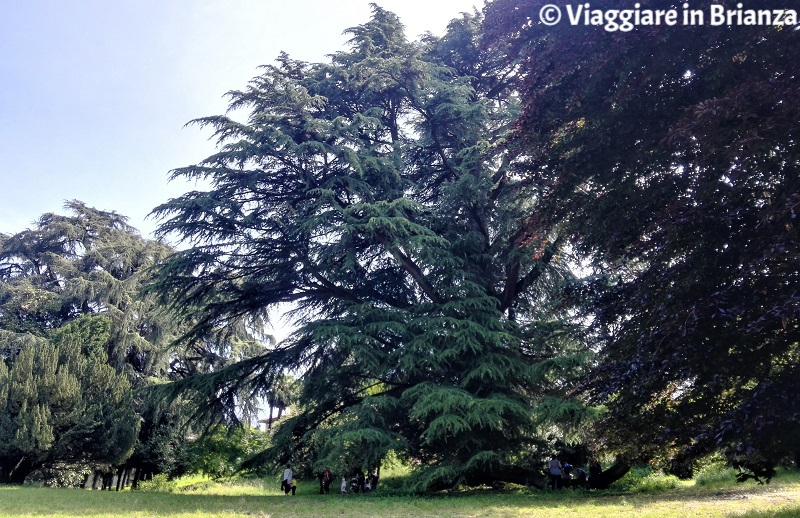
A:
0 201 177 378
0 201 246 483
0 315 138 483
152 6 593 490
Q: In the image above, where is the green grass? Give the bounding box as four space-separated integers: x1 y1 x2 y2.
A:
695 463 742 488
606 466 687 494
1 473 800 517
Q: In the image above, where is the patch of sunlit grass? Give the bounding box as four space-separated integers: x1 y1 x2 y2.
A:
0 472 798 517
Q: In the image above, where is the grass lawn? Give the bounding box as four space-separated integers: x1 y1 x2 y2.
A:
1 476 799 517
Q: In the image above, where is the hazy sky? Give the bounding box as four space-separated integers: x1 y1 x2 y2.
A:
0 0 482 239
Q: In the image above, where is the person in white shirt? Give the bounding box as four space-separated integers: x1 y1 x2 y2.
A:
282 465 293 495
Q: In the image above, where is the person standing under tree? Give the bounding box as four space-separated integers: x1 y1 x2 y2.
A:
548 455 563 490
322 467 333 494
282 464 293 495
355 468 366 493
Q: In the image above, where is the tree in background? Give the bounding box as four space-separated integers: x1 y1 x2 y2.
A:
188 425 270 480
483 0 800 478
0 202 262 484
152 6 593 490
0 202 180 483
1 200 277 485
0 200 176 377
0 315 138 483
264 374 297 431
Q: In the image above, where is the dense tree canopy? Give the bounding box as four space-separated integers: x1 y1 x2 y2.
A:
153 5 593 489
0 201 260 484
0 201 176 377
4 0 796 491
0 315 138 483
0 202 179 482
483 0 800 476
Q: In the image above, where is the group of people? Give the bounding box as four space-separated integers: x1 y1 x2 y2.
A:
547 455 589 490
286 457 600 493
288 457 593 494
340 468 379 494
280 464 379 495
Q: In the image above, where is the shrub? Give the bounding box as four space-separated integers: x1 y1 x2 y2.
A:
636 472 680 493
695 462 738 486
609 467 679 493
137 474 177 493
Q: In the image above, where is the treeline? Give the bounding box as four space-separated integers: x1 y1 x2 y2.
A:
1 0 798 490
0 202 288 485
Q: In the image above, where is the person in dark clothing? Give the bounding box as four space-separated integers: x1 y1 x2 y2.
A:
576 468 588 489
322 467 333 494
356 468 366 493
548 455 563 490
562 462 573 481
589 462 603 489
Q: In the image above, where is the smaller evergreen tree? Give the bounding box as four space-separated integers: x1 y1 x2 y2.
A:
0 315 138 483
0 202 263 483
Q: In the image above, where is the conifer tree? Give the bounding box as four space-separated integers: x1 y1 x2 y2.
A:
0 202 257 483
0 200 176 378
153 6 592 489
0 316 138 483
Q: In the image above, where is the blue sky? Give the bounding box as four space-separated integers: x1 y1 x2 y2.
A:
0 0 481 239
